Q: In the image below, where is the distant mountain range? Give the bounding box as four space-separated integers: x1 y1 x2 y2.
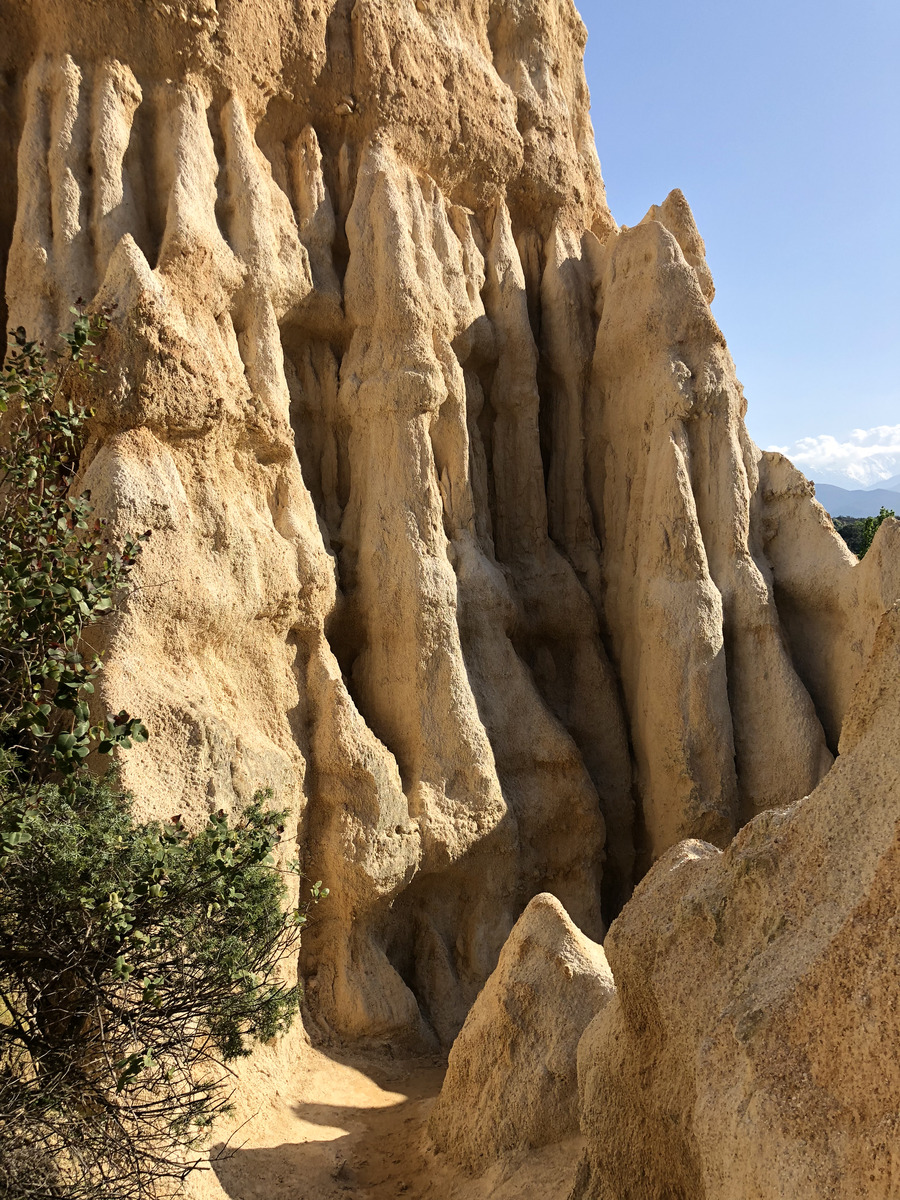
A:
868 472 900 492
814 483 900 518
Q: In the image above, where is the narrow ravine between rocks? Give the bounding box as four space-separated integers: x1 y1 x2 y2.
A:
197 1044 580 1200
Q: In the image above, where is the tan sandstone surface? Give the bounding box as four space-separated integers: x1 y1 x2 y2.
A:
428 892 615 1170
1 0 898 1196
574 583 900 1200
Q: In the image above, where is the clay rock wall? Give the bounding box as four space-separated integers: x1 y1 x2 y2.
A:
0 0 880 1048
574 570 900 1200
587 209 836 866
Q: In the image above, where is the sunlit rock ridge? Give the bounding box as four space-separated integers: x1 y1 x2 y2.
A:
1 2 898 1195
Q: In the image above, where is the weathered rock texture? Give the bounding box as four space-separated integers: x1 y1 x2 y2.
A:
574 560 900 1200
429 892 614 1170
0 0 894 1066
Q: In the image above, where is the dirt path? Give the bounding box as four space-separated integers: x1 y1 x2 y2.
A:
189 1035 581 1200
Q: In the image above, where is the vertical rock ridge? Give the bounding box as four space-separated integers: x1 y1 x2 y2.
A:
0 1 879 1049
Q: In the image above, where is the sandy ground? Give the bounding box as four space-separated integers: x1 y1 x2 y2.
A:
184 1031 581 1200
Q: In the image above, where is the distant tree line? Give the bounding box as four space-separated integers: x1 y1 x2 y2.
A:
833 507 896 558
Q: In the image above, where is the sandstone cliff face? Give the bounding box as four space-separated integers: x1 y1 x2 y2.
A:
588 209 838 866
0 0 891 1067
574 581 900 1200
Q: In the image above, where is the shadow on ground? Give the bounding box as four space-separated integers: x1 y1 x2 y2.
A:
208 1053 445 1200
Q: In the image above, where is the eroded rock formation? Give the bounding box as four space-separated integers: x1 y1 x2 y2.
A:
1 9 897 1164
574 584 900 1200
0 0 622 1049
429 892 614 1169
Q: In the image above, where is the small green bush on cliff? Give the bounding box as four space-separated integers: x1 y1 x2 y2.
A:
0 316 148 776
0 318 315 1199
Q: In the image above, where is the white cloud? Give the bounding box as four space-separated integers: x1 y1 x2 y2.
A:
767 424 900 489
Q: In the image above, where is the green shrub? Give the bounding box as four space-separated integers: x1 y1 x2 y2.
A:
0 772 307 1199
0 314 147 779
859 506 895 558
0 316 320 1198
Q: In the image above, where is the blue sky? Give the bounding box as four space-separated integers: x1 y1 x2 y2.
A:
580 0 900 488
